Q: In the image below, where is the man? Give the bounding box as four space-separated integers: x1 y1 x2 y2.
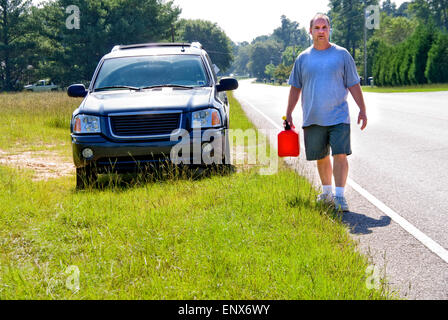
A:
286 13 368 212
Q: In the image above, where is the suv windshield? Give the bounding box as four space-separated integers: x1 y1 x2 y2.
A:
94 55 210 90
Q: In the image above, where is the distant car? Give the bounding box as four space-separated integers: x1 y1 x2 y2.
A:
24 79 59 92
67 42 238 188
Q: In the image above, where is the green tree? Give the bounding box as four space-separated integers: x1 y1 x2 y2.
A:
396 2 410 17
0 0 38 91
273 63 292 85
247 40 282 80
409 0 448 30
264 63 275 79
425 32 448 83
272 15 309 50
229 42 250 76
177 19 233 72
366 37 382 83
371 21 439 86
281 46 299 66
328 0 379 60
37 0 180 86
374 14 417 46
372 40 390 86
399 43 413 85
408 23 437 84
251 35 271 44
382 0 397 16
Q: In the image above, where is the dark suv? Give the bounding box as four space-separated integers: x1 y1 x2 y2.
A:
68 42 238 188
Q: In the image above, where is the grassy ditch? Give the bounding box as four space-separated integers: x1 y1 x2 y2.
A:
0 91 80 156
361 83 448 93
0 91 394 299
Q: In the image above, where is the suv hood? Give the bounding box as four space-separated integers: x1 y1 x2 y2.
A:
80 87 213 115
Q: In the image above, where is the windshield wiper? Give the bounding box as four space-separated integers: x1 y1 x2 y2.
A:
140 84 194 90
94 85 141 92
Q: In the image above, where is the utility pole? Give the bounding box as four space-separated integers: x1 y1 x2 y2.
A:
364 0 367 86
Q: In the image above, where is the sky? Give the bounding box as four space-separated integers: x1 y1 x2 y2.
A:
173 0 409 43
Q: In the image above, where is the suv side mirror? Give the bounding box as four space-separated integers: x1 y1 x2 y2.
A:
216 77 238 92
67 84 88 97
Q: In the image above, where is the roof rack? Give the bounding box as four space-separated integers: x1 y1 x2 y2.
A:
111 42 203 52
190 42 202 49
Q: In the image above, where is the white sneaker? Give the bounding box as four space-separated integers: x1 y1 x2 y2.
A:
334 196 349 212
317 193 334 204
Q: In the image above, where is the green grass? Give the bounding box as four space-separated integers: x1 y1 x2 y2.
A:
0 91 395 299
361 83 448 93
0 91 81 156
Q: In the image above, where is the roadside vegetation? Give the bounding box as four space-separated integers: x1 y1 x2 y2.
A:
0 91 395 299
0 92 78 156
229 1 448 89
361 83 448 93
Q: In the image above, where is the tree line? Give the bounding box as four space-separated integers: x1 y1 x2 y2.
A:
370 0 448 85
0 0 234 91
228 15 310 84
2 0 447 91
230 0 448 87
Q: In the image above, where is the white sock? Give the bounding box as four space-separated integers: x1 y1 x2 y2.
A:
335 187 345 197
322 185 333 195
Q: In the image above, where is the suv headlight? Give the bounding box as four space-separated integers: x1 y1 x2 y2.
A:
191 108 222 129
73 114 101 134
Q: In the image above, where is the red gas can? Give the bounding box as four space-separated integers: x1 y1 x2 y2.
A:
278 116 300 157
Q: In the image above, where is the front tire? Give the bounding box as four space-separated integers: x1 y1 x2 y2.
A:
76 166 97 189
216 130 233 174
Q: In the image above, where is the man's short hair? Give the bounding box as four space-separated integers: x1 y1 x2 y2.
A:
310 13 331 29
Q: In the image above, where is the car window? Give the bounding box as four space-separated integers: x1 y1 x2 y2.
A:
205 54 218 83
94 55 210 89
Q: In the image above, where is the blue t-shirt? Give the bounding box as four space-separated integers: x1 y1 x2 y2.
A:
288 43 360 127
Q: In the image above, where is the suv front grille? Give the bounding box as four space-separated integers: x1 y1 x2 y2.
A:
109 112 181 138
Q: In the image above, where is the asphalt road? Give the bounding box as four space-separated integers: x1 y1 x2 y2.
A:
234 79 448 300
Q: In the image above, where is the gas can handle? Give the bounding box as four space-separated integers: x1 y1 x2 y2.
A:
282 116 291 130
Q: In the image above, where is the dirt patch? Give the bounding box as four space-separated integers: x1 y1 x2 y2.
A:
0 149 74 181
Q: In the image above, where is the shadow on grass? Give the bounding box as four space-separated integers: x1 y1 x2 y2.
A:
286 195 338 218
77 163 236 192
341 212 391 235
286 195 391 233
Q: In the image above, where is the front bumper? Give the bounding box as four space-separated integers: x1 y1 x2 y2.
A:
72 128 226 172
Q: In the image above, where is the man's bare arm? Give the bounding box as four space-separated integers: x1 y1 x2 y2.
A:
286 86 301 128
348 83 367 130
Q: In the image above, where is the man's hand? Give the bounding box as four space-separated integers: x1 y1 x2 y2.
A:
348 83 367 131
358 111 367 130
286 86 301 129
286 114 294 129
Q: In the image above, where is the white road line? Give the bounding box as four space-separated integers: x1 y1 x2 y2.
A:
348 179 448 263
238 97 448 264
